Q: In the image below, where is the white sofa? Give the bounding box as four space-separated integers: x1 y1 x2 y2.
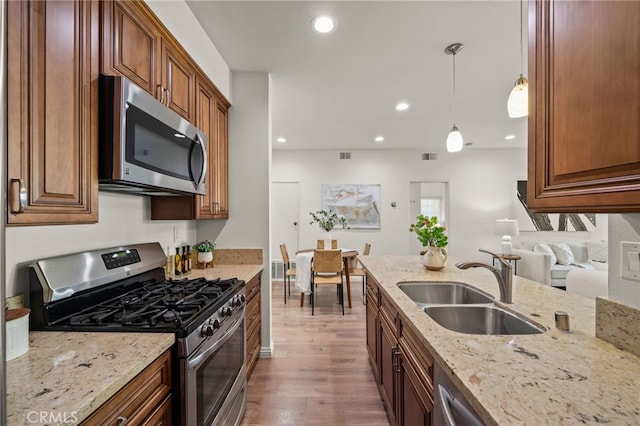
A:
566 268 608 299
512 240 608 288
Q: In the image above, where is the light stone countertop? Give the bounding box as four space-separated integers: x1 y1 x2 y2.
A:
359 255 640 425
6 332 174 425
6 264 263 425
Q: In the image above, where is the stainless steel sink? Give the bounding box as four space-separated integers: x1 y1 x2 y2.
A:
397 281 494 305
423 305 545 335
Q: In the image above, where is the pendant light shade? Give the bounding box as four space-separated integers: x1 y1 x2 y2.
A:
444 43 464 153
507 74 529 118
508 0 528 118
446 125 463 153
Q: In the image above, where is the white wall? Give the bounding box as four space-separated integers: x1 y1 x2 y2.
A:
272 148 530 262
609 214 640 308
145 0 231 101
196 72 273 355
5 193 197 298
273 149 610 262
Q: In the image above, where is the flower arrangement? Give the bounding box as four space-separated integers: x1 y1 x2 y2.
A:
309 209 349 232
194 240 216 252
409 215 448 248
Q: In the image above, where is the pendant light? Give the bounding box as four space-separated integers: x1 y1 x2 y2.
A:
507 0 528 118
445 43 463 153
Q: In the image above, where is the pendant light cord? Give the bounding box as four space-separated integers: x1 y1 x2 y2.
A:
519 0 523 75
452 51 457 124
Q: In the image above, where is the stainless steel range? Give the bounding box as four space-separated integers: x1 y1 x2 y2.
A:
29 242 246 426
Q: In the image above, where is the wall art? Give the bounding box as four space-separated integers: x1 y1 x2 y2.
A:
321 184 381 229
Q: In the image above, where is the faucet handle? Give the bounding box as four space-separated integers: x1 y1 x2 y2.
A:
478 248 512 270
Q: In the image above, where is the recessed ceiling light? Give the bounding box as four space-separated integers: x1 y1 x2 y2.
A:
312 15 335 33
276 137 287 143
174 133 185 138
395 102 409 111
374 136 385 142
505 134 516 140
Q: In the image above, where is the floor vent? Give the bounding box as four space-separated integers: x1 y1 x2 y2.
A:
339 152 352 160
271 260 296 280
421 153 439 160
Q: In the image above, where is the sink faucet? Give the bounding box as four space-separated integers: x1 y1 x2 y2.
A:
456 249 513 303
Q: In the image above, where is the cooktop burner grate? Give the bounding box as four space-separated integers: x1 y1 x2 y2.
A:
51 276 239 330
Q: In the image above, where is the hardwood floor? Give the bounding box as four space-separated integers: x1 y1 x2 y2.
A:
241 279 389 425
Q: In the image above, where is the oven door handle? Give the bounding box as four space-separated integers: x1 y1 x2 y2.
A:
188 311 243 370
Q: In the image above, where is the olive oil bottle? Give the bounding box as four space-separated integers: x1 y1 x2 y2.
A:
174 247 182 276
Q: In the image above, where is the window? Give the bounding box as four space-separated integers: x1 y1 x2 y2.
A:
420 197 445 226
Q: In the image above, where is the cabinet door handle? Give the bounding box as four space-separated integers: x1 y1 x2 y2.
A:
158 85 165 104
9 178 27 213
166 88 171 106
392 347 401 373
116 416 128 425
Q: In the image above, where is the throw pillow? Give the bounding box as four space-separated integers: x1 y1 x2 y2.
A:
586 241 608 263
549 242 575 265
534 242 557 265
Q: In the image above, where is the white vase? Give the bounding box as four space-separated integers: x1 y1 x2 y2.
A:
422 246 448 271
198 251 213 265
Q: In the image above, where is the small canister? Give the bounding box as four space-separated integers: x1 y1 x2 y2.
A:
6 308 30 361
555 310 570 332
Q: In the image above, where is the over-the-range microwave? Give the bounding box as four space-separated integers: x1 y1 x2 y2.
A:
99 75 207 196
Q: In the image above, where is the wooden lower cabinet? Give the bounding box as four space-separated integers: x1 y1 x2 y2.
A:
245 273 262 377
365 277 379 377
81 349 172 425
398 324 434 426
366 276 433 425
379 310 398 425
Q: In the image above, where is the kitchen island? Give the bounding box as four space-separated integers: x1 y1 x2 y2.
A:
359 255 640 424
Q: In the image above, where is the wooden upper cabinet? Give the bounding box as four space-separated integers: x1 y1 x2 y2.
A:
7 0 99 225
212 97 230 219
528 0 640 212
194 76 220 219
101 0 160 96
161 41 196 122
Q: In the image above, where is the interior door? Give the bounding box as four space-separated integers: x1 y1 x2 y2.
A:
272 182 300 261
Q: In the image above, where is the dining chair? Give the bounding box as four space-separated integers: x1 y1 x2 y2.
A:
316 239 338 249
310 249 344 315
279 244 298 304
350 243 371 304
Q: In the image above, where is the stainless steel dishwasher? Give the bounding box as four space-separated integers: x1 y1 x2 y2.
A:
433 363 485 426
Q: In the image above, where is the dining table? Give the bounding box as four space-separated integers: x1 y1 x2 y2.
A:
295 248 359 309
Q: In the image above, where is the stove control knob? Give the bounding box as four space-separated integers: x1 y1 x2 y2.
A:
201 324 214 337
240 295 246 304
211 319 220 330
223 307 232 317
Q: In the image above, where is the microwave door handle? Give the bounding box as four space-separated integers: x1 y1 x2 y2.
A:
191 133 207 188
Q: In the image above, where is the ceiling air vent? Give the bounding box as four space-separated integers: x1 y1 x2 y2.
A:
421 153 439 160
339 152 352 160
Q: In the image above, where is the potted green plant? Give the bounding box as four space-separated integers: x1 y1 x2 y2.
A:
409 215 448 270
194 240 215 266
309 209 349 247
